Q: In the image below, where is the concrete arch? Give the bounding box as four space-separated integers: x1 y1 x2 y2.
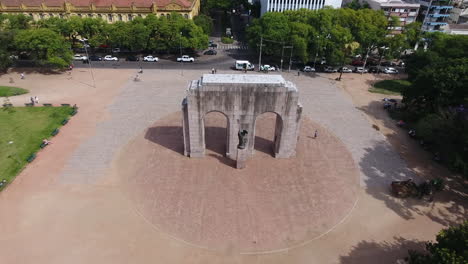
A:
202 110 231 157
253 111 283 156
182 74 302 160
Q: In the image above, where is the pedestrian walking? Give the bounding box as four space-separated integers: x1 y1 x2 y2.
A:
20 73 25 79
297 71 300 76
211 68 215 74
34 96 39 104
314 129 318 139
30 97 34 105
214 68 217 74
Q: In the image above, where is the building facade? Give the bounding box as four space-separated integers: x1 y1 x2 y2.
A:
260 0 343 15
419 0 454 31
365 0 420 34
0 0 200 22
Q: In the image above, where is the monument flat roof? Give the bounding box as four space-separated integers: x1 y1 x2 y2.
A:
202 74 286 85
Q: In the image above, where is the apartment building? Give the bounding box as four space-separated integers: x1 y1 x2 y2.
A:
419 0 454 31
260 0 342 15
365 0 420 34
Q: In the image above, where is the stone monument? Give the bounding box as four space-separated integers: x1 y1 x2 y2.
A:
182 74 302 160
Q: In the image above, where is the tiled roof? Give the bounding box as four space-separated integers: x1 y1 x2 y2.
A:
1 0 193 8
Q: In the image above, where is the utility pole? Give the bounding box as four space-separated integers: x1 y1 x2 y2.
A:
258 36 263 72
288 45 293 72
179 32 183 76
280 43 285 72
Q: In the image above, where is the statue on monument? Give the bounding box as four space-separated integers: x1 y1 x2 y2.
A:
237 130 248 149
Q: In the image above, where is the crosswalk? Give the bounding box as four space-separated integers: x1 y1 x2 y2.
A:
216 45 249 50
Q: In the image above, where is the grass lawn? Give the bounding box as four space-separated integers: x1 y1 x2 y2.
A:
0 86 29 97
0 106 72 188
369 79 411 95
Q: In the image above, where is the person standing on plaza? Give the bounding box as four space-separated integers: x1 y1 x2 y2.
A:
34 96 39 104
314 129 318 139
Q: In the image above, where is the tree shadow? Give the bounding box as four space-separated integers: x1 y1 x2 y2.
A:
340 237 426 264
360 142 468 225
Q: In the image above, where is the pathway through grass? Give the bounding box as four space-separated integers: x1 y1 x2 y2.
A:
369 79 411 95
0 86 29 97
0 106 72 188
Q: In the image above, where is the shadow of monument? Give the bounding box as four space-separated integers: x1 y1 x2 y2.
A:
144 126 185 155
254 136 275 156
339 237 426 264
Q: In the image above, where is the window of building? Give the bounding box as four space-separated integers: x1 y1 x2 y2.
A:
383 8 389 11
39 13 44 19
98 14 102 19
410 8 417 12
184 14 188 18
138 14 142 18
88 14 93 17
108 14 113 21
49 13 53 17
404 9 408 12
118 14 122 21
29 13 33 17
78 14 82 18
128 14 133 21
60 14 64 18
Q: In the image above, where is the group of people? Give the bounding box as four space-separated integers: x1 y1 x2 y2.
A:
30 96 39 105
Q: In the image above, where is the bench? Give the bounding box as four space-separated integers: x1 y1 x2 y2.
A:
70 109 78 116
2 104 13 107
43 103 53 107
25 103 34 107
26 153 37 163
61 119 69 125
40 142 48 148
61 103 70 107
51 128 60 136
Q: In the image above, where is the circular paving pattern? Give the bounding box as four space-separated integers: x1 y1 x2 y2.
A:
116 112 360 253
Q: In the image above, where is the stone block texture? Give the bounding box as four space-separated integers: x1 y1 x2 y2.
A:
182 74 302 159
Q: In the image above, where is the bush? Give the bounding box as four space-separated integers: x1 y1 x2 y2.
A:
369 79 411 95
221 36 234 44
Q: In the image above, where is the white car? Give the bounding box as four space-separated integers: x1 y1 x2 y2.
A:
339 67 353 73
384 67 398 74
261 65 276 71
177 55 194 62
104 55 118 61
303 66 315 72
353 67 368 73
73 54 87 61
143 55 159 62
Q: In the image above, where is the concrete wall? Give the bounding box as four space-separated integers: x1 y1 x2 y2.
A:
182 74 302 160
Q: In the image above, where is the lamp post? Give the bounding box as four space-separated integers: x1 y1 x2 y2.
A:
377 46 389 74
79 38 96 88
362 44 375 75
179 32 183 76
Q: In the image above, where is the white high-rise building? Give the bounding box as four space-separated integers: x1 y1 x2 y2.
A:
259 0 343 15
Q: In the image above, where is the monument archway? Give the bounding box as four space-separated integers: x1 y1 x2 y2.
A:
182 74 302 159
203 111 230 155
253 112 283 156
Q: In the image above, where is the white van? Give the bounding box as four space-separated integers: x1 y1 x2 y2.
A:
235 60 255 71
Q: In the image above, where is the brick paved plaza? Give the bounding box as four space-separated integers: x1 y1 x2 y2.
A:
0 69 465 263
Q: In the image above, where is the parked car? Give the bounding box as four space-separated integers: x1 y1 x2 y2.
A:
384 67 398 74
303 66 315 72
368 66 383 73
143 55 159 62
103 55 118 61
353 67 368 73
324 66 337 73
261 65 276 71
204 50 217 55
177 55 195 62
89 55 102 61
338 67 353 73
73 54 87 61
209 43 218 48
125 55 139 61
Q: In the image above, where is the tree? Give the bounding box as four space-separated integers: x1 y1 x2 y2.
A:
193 14 213 35
14 28 72 68
408 221 468 264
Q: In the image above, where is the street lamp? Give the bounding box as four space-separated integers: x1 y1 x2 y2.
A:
377 46 389 74
79 38 96 88
179 32 183 76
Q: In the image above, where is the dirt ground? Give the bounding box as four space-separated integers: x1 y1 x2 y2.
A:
0 69 465 264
